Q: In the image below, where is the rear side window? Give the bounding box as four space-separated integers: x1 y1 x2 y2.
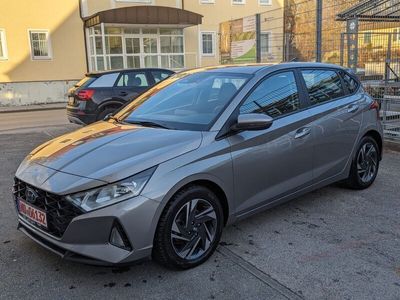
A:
117 72 149 87
240 71 300 118
301 70 344 105
151 70 172 83
88 73 119 88
341 72 359 94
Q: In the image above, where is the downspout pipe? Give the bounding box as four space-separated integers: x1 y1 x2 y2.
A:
79 0 90 73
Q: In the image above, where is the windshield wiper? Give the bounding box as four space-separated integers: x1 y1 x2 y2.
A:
126 120 170 129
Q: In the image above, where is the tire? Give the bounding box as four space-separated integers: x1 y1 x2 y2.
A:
344 136 380 189
97 107 119 121
153 185 224 269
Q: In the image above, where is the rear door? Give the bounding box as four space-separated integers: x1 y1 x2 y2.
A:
113 71 151 102
150 70 174 84
299 68 363 181
228 70 314 214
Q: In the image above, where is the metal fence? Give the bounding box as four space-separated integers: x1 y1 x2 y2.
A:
221 0 400 141
364 81 400 140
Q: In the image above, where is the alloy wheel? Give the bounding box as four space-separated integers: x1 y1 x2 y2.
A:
170 199 217 260
357 142 378 184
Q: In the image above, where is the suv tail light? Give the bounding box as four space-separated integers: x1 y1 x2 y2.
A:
77 89 95 101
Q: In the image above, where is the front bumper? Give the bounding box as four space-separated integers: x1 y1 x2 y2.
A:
16 195 161 266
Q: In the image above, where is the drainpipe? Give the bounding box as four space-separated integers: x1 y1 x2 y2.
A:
79 0 90 73
182 0 184 10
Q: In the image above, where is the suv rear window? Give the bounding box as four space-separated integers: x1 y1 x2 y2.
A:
88 73 119 88
301 70 344 105
75 76 96 87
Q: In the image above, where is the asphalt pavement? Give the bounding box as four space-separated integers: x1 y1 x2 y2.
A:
0 110 399 300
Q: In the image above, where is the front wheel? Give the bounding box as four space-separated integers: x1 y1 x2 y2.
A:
153 185 224 269
344 136 380 189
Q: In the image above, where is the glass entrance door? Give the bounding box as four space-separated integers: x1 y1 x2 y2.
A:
125 37 140 68
143 37 159 67
125 36 159 68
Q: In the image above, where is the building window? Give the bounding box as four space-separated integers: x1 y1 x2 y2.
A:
115 0 153 3
393 29 400 42
200 0 215 3
260 32 271 58
232 0 245 4
364 32 372 44
259 0 271 5
29 30 52 60
201 32 215 56
0 29 8 60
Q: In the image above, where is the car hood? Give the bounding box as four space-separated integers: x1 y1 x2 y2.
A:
16 121 202 192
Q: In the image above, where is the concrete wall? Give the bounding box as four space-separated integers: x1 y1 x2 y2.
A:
0 80 78 107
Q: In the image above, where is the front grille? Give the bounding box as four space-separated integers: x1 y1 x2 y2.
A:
13 178 84 238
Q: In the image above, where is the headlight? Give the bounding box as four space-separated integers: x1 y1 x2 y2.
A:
65 167 156 212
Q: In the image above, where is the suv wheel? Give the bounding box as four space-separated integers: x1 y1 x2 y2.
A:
153 185 223 269
345 136 380 189
97 107 118 121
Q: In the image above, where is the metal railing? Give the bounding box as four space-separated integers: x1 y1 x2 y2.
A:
380 96 400 141
364 81 400 141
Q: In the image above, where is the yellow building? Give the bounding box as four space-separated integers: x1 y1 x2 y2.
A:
0 0 284 106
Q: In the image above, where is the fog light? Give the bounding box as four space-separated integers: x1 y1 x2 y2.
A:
109 222 132 251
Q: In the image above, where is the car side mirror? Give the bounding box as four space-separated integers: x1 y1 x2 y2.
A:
231 113 273 132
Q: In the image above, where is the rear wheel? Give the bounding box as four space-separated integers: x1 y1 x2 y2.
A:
153 185 223 269
344 136 380 189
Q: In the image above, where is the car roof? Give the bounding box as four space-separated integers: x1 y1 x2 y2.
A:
86 68 174 77
183 62 347 75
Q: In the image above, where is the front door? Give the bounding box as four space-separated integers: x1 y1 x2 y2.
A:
228 71 314 215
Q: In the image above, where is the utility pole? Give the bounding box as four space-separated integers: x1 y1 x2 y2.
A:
316 0 323 62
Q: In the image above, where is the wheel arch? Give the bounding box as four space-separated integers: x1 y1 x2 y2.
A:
155 175 232 228
98 99 125 112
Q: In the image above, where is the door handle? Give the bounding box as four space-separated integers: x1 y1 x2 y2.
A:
347 104 359 113
119 91 128 96
294 127 311 139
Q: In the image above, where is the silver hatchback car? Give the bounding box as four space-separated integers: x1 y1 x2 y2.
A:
14 63 382 269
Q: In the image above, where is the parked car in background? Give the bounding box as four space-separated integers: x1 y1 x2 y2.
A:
67 68 175 125
15 63 382 269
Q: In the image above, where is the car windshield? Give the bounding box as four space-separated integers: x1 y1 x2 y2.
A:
115 71 251 131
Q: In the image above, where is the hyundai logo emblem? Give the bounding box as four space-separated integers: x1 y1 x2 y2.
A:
25 187 38 204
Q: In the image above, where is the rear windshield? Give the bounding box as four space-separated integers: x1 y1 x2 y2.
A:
75 76 96 87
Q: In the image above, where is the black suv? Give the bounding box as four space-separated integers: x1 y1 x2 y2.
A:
67 68 174 125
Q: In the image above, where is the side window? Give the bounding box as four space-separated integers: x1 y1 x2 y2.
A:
301 70 344 105
341 71 359 94
88 73 119 88
240 71 300 118
117 72 149 87
151 71 172 83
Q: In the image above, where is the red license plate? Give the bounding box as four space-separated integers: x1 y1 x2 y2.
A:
18 200 48 228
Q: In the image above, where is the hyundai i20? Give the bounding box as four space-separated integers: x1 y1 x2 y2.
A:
14 63 382 269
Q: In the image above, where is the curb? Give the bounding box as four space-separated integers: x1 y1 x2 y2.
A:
0 103 66 114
